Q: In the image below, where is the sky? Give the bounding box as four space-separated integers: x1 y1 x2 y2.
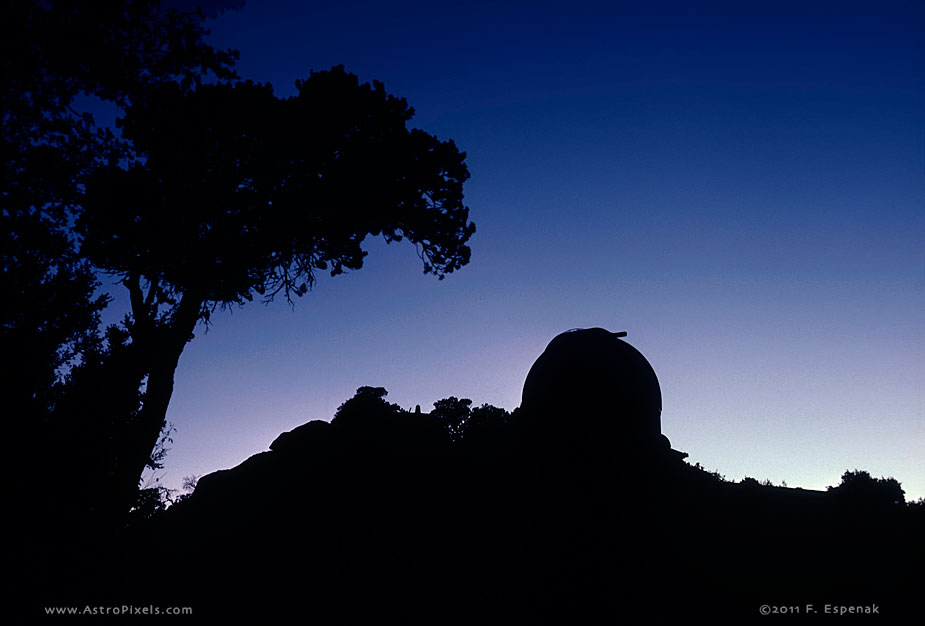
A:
133 0 923 501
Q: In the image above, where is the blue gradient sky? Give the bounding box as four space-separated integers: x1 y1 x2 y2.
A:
141 1 923 500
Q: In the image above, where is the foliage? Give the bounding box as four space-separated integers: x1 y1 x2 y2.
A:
3 0 239 528
827 469 905 507
127 483 170 526
2 1 238 116
332 386 404 432
80 67 474 313
0 212 108 430
31 324 153 522
2 0 239 234
182 474 200 493
429 397 513 443
690 462 727 483
466 404 511 434
431 397 473 441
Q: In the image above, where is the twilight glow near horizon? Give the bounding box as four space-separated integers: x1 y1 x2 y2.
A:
134 1 923 500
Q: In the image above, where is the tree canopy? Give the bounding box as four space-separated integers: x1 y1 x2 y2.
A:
828 469 906 508
80 67 475 313
2 0 239 412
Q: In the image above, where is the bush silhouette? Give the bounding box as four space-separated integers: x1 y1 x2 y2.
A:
828 469 906 508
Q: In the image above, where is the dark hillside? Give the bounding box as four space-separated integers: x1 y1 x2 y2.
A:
30 330 923 623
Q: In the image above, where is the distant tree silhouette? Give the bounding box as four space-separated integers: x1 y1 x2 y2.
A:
431 396 473 441
828 469 905 508
690 461 726 483
78 67 475 493
463 403 511 438
182 474 200 493
430 398 511 443
331 386 404 431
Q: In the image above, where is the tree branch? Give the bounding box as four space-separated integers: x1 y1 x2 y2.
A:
125 273 147 324
144 277 159 310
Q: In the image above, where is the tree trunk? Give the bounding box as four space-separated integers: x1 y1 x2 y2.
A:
122 290 203 512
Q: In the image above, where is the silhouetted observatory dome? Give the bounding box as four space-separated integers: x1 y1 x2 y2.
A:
521 328 669 451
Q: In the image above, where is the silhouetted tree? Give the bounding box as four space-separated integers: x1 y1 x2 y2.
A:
78 67 475 492
127 479 170 527
2 0 238 293
432 397 473 441
37 325 147 519
429 398 511 443
332 386 404 431
1 212 106 440
828 469 905 508
182 474 200 493
465 403 510 435
3 1 237 118
3 0 239 528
